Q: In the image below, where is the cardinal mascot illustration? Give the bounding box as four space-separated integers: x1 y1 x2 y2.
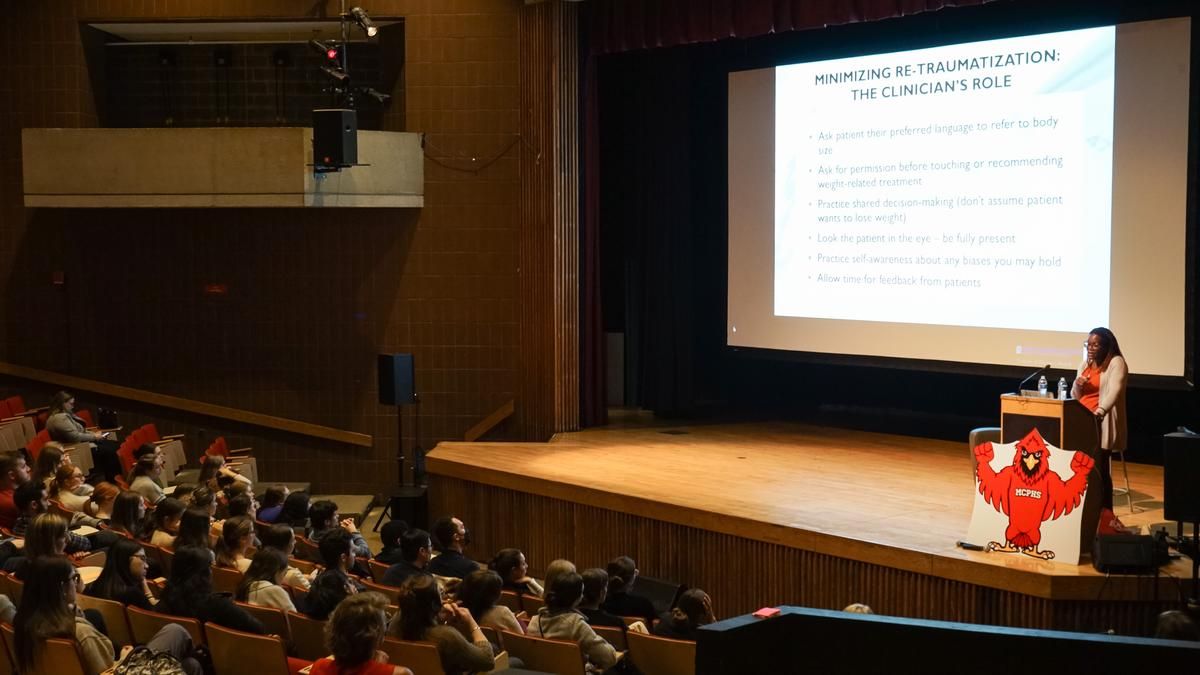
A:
973 429 1094 560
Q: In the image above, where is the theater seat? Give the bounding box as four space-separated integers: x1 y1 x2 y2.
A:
968 427 1001 478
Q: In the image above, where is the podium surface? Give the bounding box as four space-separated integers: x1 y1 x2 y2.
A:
1000 393 1099 457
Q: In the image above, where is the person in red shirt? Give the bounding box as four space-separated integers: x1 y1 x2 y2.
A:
1071 327 1129 510
0 453 32 531
310 592 412 675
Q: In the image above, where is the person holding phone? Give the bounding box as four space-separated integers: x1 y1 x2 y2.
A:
1071 327 1128 510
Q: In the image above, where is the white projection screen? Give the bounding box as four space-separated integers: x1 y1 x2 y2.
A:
727 18 1191 377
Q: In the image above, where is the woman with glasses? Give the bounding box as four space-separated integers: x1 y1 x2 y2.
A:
85 538 157 609
1071 327 1128 510
14 556 201 675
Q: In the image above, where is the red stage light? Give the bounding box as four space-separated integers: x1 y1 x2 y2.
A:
327 48 338 60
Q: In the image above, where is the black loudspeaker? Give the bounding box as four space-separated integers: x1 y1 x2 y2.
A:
1092 533 1168 574
313 108 357 167
1163 432 1200 523
378 353 415 406
373 486 428 533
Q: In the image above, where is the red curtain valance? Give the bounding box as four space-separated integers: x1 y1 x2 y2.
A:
589 0 998 54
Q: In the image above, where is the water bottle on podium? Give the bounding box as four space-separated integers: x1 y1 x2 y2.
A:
1037 374 1048 397
1057 377 1068 400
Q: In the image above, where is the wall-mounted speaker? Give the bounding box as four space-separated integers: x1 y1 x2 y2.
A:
378 353 415 406
313 108 358 167
1163 432 1200 523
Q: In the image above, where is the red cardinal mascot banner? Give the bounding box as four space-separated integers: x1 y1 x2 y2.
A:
967 428 1095 565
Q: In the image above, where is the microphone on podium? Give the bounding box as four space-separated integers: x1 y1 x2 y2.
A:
1018 364 1052 393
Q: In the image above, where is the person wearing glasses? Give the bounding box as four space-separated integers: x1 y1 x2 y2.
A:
1071 327 1128 510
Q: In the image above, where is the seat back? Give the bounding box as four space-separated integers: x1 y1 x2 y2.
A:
76 410 94 428
593 625 627 651
293 536 321 563
0 623 86 675
499 630 586 675
74 593 135 649
380 638 446 675
285 611 329 661
0 401 11 419
211 564 243 595
520 594 545 615
0 623 14 675
0 574 24 605
145 544 173 578
288 556 318 575
236 601 291 640
368 558 390 583
362 578 401 605
25 430 50 461
126 605 205 646
626 631 696 675
205 621 291 675
498 590 522 613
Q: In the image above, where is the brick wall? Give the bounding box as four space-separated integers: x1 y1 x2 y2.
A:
0 0 531 496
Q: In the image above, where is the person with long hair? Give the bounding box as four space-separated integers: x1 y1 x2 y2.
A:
128 450 165 505
652 588 715 641
148 497 185 548
261 522 316 590
1071 326 1129 510
49 463 90 512
14 557 201 675
235 548 296 611
527 571 618 671
489 548 543 597
33 444 68 490
456 569 523 634
107 490 146 540
84 538 156 609
4 512 71 580
392 575 493 675
213 515 254 572
174 507 215 562
311 592 413 675
601 555 656 625
578 568 643 632
160 545 265 635
45 391 122 483
198 454 250 493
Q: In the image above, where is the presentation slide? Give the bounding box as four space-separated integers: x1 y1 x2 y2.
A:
728 19 1190 377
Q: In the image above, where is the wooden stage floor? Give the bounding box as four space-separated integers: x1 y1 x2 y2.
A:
427 419 1192 631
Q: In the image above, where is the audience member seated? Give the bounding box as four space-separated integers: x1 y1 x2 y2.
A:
310 499 372 560
392 575 494 675
257 485 289 524
490 548 543 597
14 556 202 675
226 492 256 519
261 523 315 590
45 391 122 482
375 519 410 565
652 588 715 641
50 463 91 512
458 569 523 635
0 452 31 529
191 486 218 519
86 482 120 522
1155 610 1199 641
843 602 873 614
4 513 73 579
84 538 157 610
11 482 92 553
107 490 147 541
311 592 413 675
428 516 479 579
214 515 254 572
128 450 166 505
601 556 657 626
579 568 645 632
236 548 297 612
305 528 366 620
33 444 69 491
280 491 312 533
381 528 433 588
527 571 619 671
160 545 266 635
175 507 215 562
545 559 577 589
148 497 185 549
199 454 251 494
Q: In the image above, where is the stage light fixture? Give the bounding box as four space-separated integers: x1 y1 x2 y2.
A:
349 7 378 37
309 39 340 61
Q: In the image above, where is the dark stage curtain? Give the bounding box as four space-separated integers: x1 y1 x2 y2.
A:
589 0 996 54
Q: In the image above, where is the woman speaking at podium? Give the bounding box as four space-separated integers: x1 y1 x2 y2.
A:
1071 327 1128 510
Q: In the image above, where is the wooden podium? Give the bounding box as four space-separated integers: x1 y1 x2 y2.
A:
1000 393 1099 456
997 393 1103 557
